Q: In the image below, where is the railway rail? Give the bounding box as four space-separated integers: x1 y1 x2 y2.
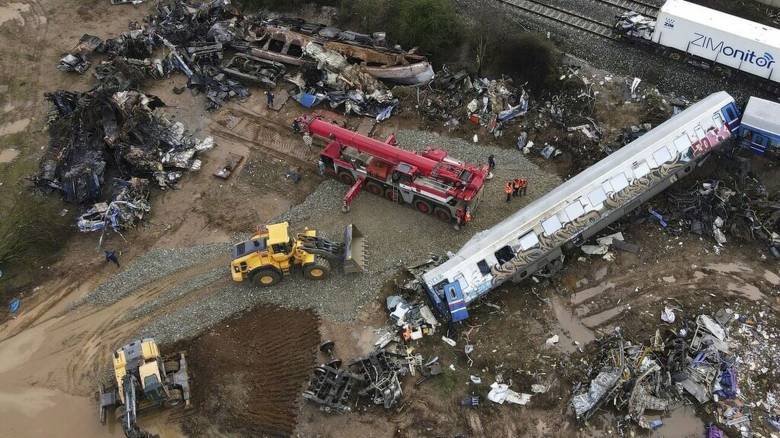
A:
593 0 660 17
496 0 618 41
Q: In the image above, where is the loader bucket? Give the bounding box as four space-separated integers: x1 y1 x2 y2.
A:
342 224 367 274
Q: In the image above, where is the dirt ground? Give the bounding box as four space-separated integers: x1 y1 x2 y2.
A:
182 305 320 437
0 1 778 438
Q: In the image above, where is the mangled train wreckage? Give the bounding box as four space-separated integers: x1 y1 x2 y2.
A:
247 18 434 85
37 88 213 233
421 91 741 321
57 1 433 113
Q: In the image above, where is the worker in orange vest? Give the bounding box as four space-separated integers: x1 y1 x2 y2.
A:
512 178 521 197
504 182 513 202
519 178 528 196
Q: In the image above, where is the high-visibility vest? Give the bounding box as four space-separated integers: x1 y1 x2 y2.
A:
504 184 512 194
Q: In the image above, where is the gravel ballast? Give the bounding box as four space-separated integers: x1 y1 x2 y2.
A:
136 131 562 344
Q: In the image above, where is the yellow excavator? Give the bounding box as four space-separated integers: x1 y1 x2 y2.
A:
230 222 367 286
98 338 190 438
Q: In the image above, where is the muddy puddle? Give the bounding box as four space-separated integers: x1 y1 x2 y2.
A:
0 3 30 27
727 282 765 301
648 406 705 437
571 281 615 305
0 118 30 136
582 305 626 328
764 270 780 286
705 262 752 274
551 296 596 352
0 148 19 163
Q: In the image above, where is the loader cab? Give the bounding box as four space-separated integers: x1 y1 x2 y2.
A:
267 222 293 259
139 361 165 402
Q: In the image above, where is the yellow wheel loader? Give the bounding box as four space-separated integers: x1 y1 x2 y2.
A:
230 222 367 286
98 338 190 438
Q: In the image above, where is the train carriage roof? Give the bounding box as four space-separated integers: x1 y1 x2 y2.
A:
424 91 735 285
742 97 780 137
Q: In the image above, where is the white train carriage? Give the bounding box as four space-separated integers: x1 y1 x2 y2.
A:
422 92 741 322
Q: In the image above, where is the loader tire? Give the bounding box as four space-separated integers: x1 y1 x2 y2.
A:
165 389 183 408
250 268 282 287
304 256 331 280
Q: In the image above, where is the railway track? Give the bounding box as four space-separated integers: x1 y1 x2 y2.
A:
496 0 618 41
592 0 659 17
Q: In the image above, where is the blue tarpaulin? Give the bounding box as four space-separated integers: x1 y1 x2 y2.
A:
9 298 20 314
293 92 322 108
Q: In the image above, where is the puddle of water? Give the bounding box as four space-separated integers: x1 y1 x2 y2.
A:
0 148 19 163
551 297 595 352
648 406 705 438
765 270 780 286
727 282 764 301
662 276 676 283
582 305 625 328
0 3 30 27
0 118 30 136
692 271 707 280
571 281 615 305
705 262 752 274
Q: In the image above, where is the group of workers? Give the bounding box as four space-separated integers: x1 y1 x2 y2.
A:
504 178 528 202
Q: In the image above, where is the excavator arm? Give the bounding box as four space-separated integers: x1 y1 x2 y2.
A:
121 374 158 438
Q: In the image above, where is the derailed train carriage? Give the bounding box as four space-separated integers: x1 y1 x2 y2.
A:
422 91 741 322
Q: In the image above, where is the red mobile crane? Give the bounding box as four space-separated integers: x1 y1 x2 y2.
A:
296 115 488 227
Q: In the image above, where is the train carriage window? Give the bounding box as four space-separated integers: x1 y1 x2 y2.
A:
476 260 491 275
564 201 585 220
694 126 707 141
518 232 540 251
494 245 514 264
674 134 691 153
632 161 650 178
610 173 629 192
653 146 672 165
712 112 724 128
601 181 614 195
542 215 563 235
588 187 608 206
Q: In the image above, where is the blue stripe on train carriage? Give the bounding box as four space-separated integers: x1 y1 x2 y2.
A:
443 281 469 322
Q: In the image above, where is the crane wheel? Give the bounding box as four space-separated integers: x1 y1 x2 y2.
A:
304 256 331 280
365 182 383 196
414 199 432 214
250 268 282 287
433 207 452 222
338 171 355 185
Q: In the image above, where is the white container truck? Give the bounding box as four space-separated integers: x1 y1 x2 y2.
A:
620 0 780 84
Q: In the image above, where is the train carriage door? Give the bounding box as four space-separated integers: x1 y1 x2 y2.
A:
442 280 469 322
722 103 741 132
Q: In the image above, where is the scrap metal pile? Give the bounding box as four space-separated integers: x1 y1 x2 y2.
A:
416 67 529 137
658 173 780 256
303 341 424 413
57 1 433 115
571 307 780 436
37 88 213 233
